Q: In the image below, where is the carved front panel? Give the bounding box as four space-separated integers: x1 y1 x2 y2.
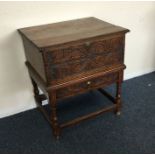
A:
44 36 124 82
89 36 124 55
56 72 118 99
49 51 123 80
45 44 88 64
45 36 124 64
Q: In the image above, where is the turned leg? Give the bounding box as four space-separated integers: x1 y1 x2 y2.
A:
49 91 60 139
115 71 123 115
30 78 42 105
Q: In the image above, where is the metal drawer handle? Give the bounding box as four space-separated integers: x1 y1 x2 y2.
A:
87 81 91 85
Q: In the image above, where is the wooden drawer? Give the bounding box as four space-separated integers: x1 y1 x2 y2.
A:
56 72 118 99
44 36 124 65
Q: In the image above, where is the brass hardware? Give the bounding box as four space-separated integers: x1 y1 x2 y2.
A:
85 42 90 47
87 81 91 85
116 111 121 116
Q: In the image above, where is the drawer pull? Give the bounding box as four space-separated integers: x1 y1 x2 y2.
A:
85 42 90 47
87 81 91 85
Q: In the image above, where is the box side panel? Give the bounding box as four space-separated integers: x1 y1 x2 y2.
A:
22 36 47 83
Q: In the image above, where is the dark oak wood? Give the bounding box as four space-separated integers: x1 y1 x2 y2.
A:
49 90 60 139
23 37 47 82
18 17 129 139
18 17 129 49
56 71 118 99
44 35 124 82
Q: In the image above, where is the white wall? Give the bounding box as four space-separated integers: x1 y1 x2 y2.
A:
0 1 155 118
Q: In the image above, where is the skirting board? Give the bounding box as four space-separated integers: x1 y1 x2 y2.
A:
0 68 155 119
124 68 155 80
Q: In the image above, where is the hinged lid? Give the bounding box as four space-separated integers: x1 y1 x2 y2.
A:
18 17 129 50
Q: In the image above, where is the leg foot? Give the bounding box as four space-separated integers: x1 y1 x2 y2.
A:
116 111 121 116
30 78 42 104
56 135 60 140
114 71 123 116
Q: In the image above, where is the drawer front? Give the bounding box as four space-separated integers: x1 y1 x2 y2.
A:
56 72 118 99
45 36 124 81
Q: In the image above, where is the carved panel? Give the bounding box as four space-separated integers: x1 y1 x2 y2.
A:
89 36 124 55
45 36 124 64
49 51 123 80
45 45 88 64
44 36 124 82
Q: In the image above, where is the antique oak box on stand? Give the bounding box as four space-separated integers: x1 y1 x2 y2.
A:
18 17 129 139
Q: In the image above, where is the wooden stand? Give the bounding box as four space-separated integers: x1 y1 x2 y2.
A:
30 70 123 139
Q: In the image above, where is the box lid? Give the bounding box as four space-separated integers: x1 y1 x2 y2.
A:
18 17 129 49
